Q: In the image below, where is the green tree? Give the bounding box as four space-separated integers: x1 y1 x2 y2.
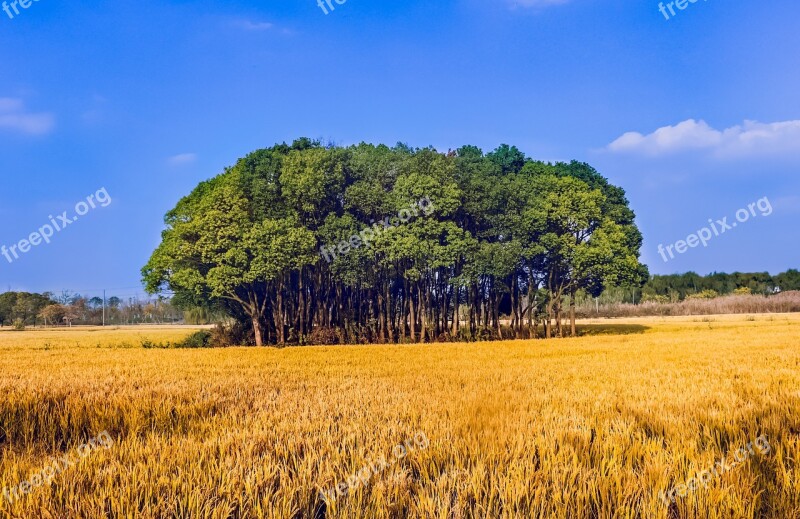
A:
776 269 800 291
143 140 646 346
143 163 317 345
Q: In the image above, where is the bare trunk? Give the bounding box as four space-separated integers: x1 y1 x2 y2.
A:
451 283 459 337
252 316 264 347
408 282 416 342
570 290 577 337
418 283 426 342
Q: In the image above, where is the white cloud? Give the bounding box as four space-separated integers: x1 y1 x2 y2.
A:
233 20 274 31
168 153 197 165
608 119 800 158
0 97 55 136
0 98 24 112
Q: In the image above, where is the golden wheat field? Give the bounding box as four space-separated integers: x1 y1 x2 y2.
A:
1 315 799 519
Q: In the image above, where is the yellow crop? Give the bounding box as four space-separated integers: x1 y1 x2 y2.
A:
1 315 798 518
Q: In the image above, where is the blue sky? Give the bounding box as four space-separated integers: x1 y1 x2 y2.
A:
1 0 798 297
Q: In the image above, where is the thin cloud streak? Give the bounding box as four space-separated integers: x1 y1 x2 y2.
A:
0 98 55 136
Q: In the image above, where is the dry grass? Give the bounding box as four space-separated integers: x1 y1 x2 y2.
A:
1 315 799 518
577 291 800 318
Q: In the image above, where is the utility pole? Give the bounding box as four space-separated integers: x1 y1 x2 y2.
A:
102 289 106 326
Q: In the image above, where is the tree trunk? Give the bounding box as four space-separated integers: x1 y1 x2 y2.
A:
451 282 459 337
252 316 264 346
386 280 394 341
545 298 553 339
407 281 416 343
418 282 426 343
570 289 577 337
492 288 502 339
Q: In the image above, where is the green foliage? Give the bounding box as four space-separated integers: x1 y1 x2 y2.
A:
181 331 213 348
686 290 719 300
775 269 800 291
643 270 799 300
141 330 213 349
0 292 57 326
182 306 225 325
143 139 647 345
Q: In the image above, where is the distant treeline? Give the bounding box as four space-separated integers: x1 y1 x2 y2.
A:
566 270 800 318
144 138 647 345
641 270 799 302
0 291 185 328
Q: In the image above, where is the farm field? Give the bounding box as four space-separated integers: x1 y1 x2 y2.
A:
0 325 211 351
1 315 799 518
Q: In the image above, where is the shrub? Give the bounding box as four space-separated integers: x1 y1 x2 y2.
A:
140 331 212 349
435 332 451 343
141 339 168 349
12 319 26 331
179 330 213 348
642 294 670 304
210 322 253 347
734 287 753 295
476 326 498 341
306 327 340 346
686 290 719 300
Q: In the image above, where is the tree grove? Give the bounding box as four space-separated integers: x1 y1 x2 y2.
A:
142 139 647 345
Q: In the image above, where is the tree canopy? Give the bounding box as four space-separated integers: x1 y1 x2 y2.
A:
143 139 647 345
